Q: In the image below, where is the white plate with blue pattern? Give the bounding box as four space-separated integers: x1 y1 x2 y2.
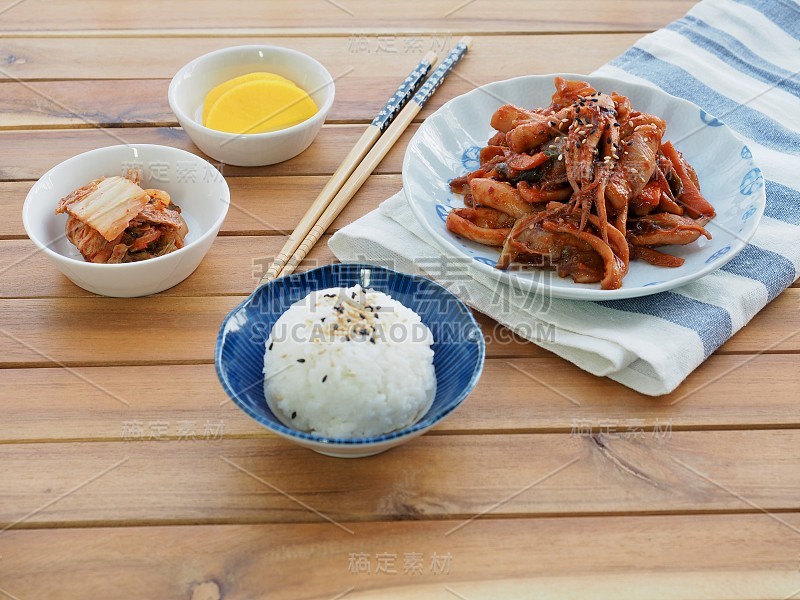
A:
402 73 766 300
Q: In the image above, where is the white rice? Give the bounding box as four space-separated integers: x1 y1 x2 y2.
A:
263 285 436 438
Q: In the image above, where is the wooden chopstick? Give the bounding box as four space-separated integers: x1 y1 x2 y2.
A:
260 50 439 284
274 36 472 280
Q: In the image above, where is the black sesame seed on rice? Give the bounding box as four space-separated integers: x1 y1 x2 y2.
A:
297 358 305 363
291 411 297 419
322 375 327 383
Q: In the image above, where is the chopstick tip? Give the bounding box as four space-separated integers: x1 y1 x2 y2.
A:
458 35 473 49
422 50 438 65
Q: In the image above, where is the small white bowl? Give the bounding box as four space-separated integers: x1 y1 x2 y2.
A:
168 45 335 167
22 144 230 297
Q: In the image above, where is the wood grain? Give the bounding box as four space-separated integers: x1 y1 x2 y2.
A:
0 1 693 34
0 175 399 238
0 124 412 180
1 430 800 527
0 261 798 358
1 353 799 444
1 514 798 600
0 295 545 366
1 3 797 595
0 33 641 126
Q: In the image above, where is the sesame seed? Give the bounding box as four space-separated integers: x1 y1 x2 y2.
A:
268 342 273 351
558 154 563 161
322 375 327 383
612 154 619 160
291 411 297 419
561 118 569 123
297 358 305 363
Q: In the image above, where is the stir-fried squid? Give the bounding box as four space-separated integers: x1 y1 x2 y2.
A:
446 77 716 290
55 168 189 263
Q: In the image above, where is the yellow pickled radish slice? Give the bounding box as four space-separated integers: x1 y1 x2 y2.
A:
205 79 318 134
202 72 293 125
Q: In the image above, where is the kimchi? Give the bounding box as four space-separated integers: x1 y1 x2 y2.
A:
55 168 189 263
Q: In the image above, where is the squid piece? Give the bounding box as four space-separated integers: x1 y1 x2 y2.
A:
662 141 715 218
506 106 572 153
446 208 513 247
628 213 712 246
630 245 685 268
497 211 603 283
564 92 618 240
630 181 661 216
517 181 572 203
551 77 597 110
541 218 626 289
470 178 534 219
490 104 537 133
606 123 661 210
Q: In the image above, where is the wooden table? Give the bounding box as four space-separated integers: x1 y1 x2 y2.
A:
2 2 799 598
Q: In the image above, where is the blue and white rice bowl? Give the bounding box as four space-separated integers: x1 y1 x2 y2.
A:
215 264 485 458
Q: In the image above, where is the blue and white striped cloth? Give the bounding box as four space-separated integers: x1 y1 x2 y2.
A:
330 0 800 395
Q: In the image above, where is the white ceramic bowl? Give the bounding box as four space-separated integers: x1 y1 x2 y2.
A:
22 144 230 297
168 45 335 167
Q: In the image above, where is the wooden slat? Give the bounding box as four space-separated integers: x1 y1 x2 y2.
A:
0 174 400 238
1 514 799 599
0 33 641 127
4 221 800 307
0 1 693 34
6 174 799 289
0 295 543 366
0 124 411 180
1 430 800 527
1 353 800 443
0 268 800 366
0 33 639 81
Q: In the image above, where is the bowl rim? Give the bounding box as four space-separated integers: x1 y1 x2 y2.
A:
21 143 231 269
215 263 487 446
168 44 336 140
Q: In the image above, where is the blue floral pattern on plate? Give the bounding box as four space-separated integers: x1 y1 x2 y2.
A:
706 245 731 263
740 168 764 195
461 145 481 170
